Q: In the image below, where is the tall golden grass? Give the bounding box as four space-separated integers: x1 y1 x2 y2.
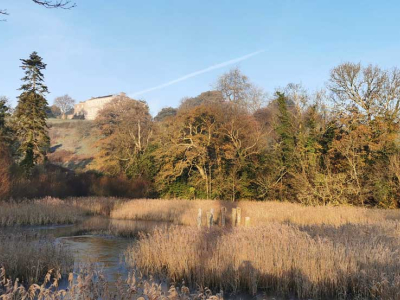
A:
49 216 170 237
0 197 87 226
0 233 73 285
4 197 400 298
0 197 126 226
127 223 400 299
0 266 222 300
4 197 399 227
111 199 400 226
67 196 124 216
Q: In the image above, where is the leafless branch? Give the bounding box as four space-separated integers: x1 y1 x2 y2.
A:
31 0 76 9
0 9 8 21
1 1 75 21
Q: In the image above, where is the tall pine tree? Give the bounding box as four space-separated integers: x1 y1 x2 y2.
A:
15 52 50 173
0 96 14 148
0 96 9 136
275 92 295 168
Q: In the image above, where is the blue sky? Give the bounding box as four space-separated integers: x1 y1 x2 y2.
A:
1 0 400 115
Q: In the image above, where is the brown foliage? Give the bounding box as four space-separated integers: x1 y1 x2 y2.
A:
89 176 151 198
95 95 153 178
155 101 265 200
0 144 11 200
7 163 149 200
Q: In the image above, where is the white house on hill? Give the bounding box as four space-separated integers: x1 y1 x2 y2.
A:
74 92 126 120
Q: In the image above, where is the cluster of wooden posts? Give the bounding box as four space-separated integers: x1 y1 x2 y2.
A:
197 207 250 229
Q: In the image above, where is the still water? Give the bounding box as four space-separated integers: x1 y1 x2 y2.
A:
8 217 170 283
60 235 131 283
8 218 285 299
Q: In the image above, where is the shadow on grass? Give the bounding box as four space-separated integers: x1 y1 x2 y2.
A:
49 144 63 153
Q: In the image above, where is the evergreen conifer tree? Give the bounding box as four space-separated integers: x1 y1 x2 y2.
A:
0 96 14 148
14 51 50 173
276 92 295 167
0 97 9 134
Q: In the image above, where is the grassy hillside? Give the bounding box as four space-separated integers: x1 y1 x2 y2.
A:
47 119 100 170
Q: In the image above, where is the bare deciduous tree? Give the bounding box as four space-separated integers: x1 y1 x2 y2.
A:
328 62 400 122
215 67 267 113
54 94 75 119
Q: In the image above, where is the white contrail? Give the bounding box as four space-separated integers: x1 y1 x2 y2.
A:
130 50 265 97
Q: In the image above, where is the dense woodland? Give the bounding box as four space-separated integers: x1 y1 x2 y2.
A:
2 51 400 207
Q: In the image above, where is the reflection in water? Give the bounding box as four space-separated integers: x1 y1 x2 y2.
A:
60 235 130 284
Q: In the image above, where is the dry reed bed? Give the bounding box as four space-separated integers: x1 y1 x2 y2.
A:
0 266 222 300
0 197 126 226
111 199 400 227
127 224 400 299
0 233 73 285
0 197 88 226
4 197 399 227
52 216 171 237
67 197 125 217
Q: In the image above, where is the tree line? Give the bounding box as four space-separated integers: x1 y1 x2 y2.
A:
2 51 400 207
94 62 400 207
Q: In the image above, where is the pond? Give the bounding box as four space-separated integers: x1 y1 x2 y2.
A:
2 217 170 283
60 235 131 284
2 217 287 299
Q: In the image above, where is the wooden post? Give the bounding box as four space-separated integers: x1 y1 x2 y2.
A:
245 217 250 227
236 207 242 226
232 208 237 227
221 207 227 227
197 208 202 229
207 211 213 229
